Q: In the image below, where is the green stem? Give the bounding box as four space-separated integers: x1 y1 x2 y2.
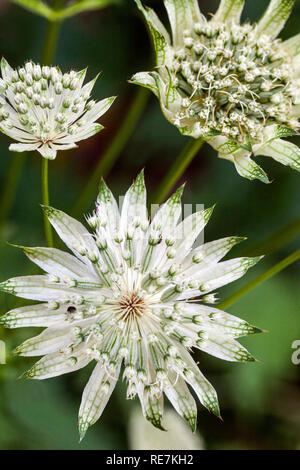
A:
151 138 204 205
71 87 150 217
242 216 300 257
41 17 62 65
41 159 53 247
218 249 300 310
41 0 64 66
40 0 63 246
0 152 26 234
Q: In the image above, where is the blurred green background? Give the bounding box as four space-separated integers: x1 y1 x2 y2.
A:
0 0 299 450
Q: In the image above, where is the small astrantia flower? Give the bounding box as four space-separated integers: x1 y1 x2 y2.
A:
0 172 262 438
131 0 300 182
0 58 116 159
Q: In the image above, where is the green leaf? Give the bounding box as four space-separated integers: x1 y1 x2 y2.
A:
274 125 298 139
58 0 120 20
255 138 300 172
203 128 221 138
232 154 270 183
9 0 52 19
129 72 160 98
239 136 253 153
9 0 119 21
217 140 240 155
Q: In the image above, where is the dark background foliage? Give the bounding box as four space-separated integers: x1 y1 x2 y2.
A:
0 0 299 449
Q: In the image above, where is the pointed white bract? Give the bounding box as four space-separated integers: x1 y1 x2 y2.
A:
131 0 300 182
0 58 116 159
0 172 262 438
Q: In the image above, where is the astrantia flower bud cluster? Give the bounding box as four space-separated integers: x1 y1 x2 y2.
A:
0 172 262 438
131 0 300 182
0 58 116 159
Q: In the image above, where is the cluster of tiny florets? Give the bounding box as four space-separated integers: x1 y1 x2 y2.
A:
170 22 299 143
0 62 93 140
0 59 114 158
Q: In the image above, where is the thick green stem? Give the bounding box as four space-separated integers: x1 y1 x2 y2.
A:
41 1 64 67
151 138 204 205
40 0 63 245
41 18 62 65
41 159 53 247
242 216 300 257
71 87 150 217
0 152 26 234
218 249 300 310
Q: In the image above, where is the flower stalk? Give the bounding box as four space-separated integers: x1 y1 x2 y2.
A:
41 2 63 66
219 249 300 310
151 137 204 205
41 159 53 247
40 0 64 246
242 216 300 257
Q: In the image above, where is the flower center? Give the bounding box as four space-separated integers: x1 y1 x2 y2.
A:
171 22 297 144
117 292 147 320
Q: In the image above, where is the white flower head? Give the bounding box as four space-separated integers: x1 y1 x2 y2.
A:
0 58 116 159
131 0 300 182
0 171 262 439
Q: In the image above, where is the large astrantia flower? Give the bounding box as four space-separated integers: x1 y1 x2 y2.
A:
131 0 300 182
0 172 262 438
0 58 116 159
